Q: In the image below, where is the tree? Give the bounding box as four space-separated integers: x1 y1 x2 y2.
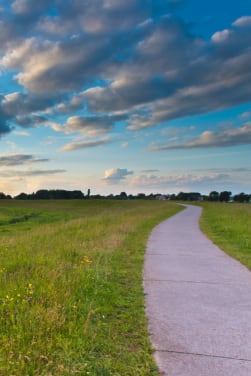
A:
119 192 127 200
219 191 232 202
209 191 219 201
233 193 250 203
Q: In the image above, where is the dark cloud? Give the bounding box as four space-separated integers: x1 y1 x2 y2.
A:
141 169 160 173
11 0 53 16
0 102 13 136
64 116 114 135
15 115 48 127
2 92 57 116
0 1 251 148
0 154 49 166
0 119 13 137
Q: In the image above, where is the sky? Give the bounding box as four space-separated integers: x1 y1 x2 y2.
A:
0 0 251 197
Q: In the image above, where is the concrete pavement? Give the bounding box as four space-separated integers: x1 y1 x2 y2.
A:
143 205 251 375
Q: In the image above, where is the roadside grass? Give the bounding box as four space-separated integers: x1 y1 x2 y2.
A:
199 202 251 270
0 199 182 375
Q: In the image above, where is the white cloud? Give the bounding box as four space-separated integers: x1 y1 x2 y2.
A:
129 172 230 192
103 168 134 183
211 29 231 43
232 16 251 28
151 123 251 151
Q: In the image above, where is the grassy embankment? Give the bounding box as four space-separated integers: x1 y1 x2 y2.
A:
200 202 251 270
0 199 182 375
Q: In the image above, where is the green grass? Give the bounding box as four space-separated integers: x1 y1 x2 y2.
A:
0 199 182 375
200 202 251 270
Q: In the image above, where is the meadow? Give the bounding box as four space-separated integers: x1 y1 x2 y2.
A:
0 199 182 376
0 199 250 375
200 202 251 270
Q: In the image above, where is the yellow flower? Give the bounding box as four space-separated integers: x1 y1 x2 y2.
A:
83 256 92 264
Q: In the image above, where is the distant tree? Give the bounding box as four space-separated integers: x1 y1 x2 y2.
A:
176 192 201 201
219 191 232 202
71 190 84 199
35 189 50 199
233 192 250 203
137 193 146 199
119 192 127 200
0 192 12 199
15 192 29 200
87 188 91 199
208 191 219 201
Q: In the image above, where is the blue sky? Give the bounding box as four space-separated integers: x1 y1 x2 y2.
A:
0 0 251 196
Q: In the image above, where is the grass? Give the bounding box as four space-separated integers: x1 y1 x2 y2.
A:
199 202 251 270
0 199 182 375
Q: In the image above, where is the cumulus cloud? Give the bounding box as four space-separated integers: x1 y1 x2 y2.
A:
103 168 134 183
64 116 114 135
151 123 251 151
2 91 58 119
211 29 231 43
0 1 251 151
232 16 251 28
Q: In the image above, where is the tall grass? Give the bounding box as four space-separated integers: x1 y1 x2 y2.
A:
200 202 251 270
0 199 182 375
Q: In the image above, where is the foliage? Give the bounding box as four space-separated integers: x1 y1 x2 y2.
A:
15 189 84 200
0 199 182 375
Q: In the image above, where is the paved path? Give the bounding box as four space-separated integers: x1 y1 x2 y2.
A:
143 205 251 376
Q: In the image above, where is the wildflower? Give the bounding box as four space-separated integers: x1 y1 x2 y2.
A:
82 256 92 264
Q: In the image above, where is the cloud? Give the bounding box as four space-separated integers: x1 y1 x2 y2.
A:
141 169 160 173
151 123 251 151
232 16 251 28
13 130 30 136
0 169 66 177
62 138 113 151
0 154 49 166
64 116 114 135
2 92 48 115
103 168 134 183
12 0 52 16
0 1 251 148
211 29 231 43
129 172 229 191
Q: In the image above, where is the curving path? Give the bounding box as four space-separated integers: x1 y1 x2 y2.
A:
144 204 251 376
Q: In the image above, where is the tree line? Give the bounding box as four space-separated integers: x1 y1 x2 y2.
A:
0 189 250 202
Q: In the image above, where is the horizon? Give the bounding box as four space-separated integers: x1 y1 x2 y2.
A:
0 1 251 196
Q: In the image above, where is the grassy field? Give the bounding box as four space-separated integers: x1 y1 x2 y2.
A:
0 199 182 376
200 202 251 270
